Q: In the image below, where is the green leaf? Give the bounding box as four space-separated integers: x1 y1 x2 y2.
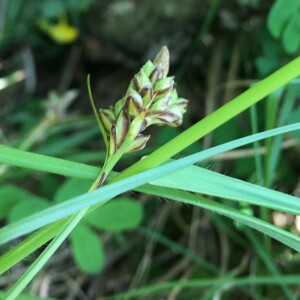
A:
3 209 88 300
70 223 104 273
9 198 51 223
267 0 298 38
85 198 144 232
0 185 28 219
0 144 99 180
282 11 300 54
150 164 300 215
139 186 300 252
54 178 91 203
255 56 278 77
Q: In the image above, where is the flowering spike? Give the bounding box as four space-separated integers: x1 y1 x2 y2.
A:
97 46 188 159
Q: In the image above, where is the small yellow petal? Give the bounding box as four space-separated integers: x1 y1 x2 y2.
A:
37 16 79 44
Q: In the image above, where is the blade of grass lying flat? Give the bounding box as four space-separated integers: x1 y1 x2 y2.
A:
0 144 99 180
1 166 300 276
0 123 299 245
114 56 300 181
0 123 299 275
106 274 300 300
14 189 297 299
137 186 300 252
150 163 300 215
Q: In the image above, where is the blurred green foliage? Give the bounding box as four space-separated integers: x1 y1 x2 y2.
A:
267 0 300 54
0 180 144 274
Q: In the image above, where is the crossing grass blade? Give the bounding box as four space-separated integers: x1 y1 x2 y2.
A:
0 123 299 247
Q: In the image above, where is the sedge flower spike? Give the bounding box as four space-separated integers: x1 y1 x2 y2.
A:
99 46 188 156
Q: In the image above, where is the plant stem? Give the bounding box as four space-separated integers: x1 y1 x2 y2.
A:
3 136 134 299
3 167 105 300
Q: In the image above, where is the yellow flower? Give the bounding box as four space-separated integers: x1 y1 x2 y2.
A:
37 16 78 44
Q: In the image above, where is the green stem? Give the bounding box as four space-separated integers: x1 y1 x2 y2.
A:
3 135 134 299
3 208 88 300
0 134 134 277
3 168 105 300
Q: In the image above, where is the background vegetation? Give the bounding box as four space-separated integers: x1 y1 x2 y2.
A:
1 0 300 299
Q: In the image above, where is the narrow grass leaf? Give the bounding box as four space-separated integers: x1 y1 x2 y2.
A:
137 186 300 252
107 274 300 299
150 164 300 215
3 209 87 300
0 144 99 180
244 228 294 300
0 185 29 219
0 123 299 245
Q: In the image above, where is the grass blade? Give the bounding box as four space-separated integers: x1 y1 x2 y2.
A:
3 209 87 300
138 186 300 252
0 123 299 245
106 274 300 299
150 164 300 215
